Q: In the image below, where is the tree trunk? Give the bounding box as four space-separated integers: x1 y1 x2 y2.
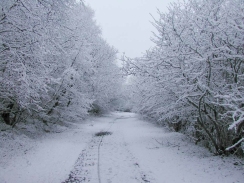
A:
1 103 14 125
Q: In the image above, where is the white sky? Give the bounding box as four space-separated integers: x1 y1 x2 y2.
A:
85 0 178 58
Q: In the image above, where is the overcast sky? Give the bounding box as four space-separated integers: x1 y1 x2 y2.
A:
85 0 178 58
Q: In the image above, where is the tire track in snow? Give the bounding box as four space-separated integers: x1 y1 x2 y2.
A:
62 115 153 183
62 137 100 183
98 132 153 183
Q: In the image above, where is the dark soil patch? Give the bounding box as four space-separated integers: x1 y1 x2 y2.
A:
95 131 112 136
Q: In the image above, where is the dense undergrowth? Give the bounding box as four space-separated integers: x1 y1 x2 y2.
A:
124 0 244 157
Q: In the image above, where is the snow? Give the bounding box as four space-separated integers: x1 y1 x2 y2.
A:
1 112 244 183
0 121 93 183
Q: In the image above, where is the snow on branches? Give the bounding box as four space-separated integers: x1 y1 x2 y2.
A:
0 0 122 126
124 0 244 155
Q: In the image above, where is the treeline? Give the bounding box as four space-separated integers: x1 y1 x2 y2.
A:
124 0 244 155
0 0 122 127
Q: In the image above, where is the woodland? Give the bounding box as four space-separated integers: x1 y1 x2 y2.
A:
123 0 244 155
0 0 123 127
1 0 244 157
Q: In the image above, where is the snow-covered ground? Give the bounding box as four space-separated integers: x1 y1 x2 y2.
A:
0 112 243 183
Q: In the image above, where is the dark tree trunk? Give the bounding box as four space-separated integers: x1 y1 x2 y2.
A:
1 103 14 125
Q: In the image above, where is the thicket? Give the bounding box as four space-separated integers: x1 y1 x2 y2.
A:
124 0 244 156
0 0 122 128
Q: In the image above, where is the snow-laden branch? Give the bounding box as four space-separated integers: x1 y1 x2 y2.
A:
226 138 244 151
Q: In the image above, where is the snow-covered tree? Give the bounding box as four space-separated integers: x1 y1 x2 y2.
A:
124 0 244 155
0 0 122 126
0 0 56 125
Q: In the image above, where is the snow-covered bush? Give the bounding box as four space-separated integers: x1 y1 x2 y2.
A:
0 0 122 126
124 0 244 155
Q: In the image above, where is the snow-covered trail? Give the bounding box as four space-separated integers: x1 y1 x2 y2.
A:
1 112 243 183
63 112 244 183
63 114 153 183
